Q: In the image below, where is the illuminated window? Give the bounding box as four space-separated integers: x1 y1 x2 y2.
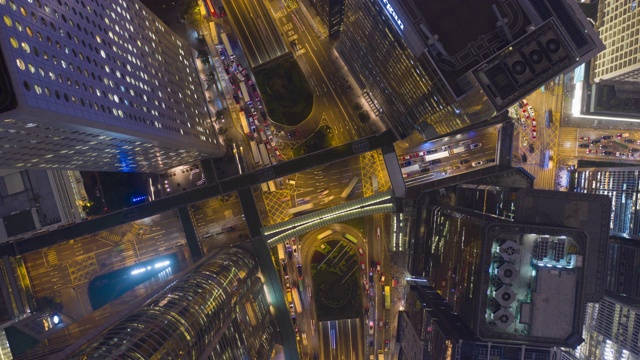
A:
3 15 12 27
21 42 29 53
16 58 25 70
9 37 17 48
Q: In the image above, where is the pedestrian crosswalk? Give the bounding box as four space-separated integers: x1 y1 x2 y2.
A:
99 231 120 242
121 241 137 265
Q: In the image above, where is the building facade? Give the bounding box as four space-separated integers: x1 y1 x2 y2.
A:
571 167 640 237
310 0 345 38
0 0 225 172
337 0 603 141
54 247 278 359
592 0 640 84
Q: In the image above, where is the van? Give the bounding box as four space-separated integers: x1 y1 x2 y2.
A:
286 179 296 185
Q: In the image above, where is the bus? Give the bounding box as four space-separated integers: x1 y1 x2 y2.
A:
250 140 261 165
240 82 251 103
317 229 334 240
422 151 448 163
220 32 234 58
286 289 293 303
401 163 421 176
545 110 552 128
292 287 302 314
542 150 553 169
343 233 357 244
239 111 250 136
288 203 314 215
277 243 286 261
448 146 466 155
341 176 359 199
258 143 270 166
384 285 391 310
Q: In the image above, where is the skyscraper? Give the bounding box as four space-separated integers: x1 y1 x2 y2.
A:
571 167 640 237
0 0 225 172
591 0 640 85
337 0 603 141
310 0 345 38
24 247 279 359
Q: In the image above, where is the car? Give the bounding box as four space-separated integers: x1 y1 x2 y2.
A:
586 149 597 154
257 99 263 108
379 319 384 329
275 149 283 158
616 152 627 157
624 138 636 144
430 159 442 166
380 273 385 284
376 263 381 273
629 148 640 153
600 145 612 150
297 264 303 279
521 153 528 163
415 151 426 157
369 321 375 335
291 315 297 325
617 133 630 138
527 105 535 118
289 304 295 315
400 155 412 161
385 340 390 352
288 130 299 138
531 119 537 127
591 139 602 145
360 262 366 272
385 320 389 329
369 272 374 284
469 143 482 149
292 245 297 255
442 144 454 151
578 143 590 149
579 136 590 141
531 130 537 139
251 83 258 93
233 94 240 104
602 151 614 156
472 161 484 167
459 159 471 165
426 148 438 155
403 161 412 167
358 247 364 256
602 135 613 140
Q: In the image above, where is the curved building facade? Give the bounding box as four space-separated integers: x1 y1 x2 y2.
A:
66 247 277 359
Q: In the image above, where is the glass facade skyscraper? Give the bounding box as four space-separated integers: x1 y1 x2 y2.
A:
58 247 278 359
0 0 225 172
571 167 640 237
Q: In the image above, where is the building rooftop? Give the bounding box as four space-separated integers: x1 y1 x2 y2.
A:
404 0 531 97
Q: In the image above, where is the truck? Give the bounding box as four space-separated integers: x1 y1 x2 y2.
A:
378 350 384 360
448 146 466 155
239 111 250 136
240 82 251 104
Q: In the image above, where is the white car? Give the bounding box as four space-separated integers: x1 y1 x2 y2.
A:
469 143 482 149
369 321 375 335
472 161 484 167
527 105 535 118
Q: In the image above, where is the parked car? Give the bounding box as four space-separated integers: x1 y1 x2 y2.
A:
459 159 471 165
586 149 597 154
578 143 590 149
426 149 438 155
529 144 535 153
527 105 535 118
430 159 442 166
472 160 484 167
578 136 590 141
591 139 601 145
600 145 612 150
624 138 636 144
602 151 614 156
601 135 613 140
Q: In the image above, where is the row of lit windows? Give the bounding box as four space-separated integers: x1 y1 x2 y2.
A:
2 0 206 129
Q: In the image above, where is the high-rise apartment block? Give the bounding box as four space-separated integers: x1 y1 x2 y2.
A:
592 0 640 85
0 0 224 172
337 0 603 140
571 167 640 237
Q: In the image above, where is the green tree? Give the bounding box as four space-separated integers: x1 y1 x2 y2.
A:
217 127 227 136
357 110 370 123
35 296 63 313
352 102 363 112
200 56 210 66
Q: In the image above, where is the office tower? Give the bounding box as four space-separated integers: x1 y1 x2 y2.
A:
571 167 640 237
455 184 518 220
591 1 640 85
605 236 640 301
398 279 559 360
576 292 640 360
0 0 225 173
0 169 88 242
310 0 345 38
26 247 278 359
337 0 603 140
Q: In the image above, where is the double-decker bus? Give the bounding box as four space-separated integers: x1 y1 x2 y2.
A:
343 233 357 244
220 32 234 58
240 82 251 103
239 111 250 136
258 143 270 166
292 287 302 314
250 140 261 165
384 285 391 310
341 176 359 199
317 229 334 240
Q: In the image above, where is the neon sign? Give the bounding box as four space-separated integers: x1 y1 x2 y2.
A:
381 0 404 30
